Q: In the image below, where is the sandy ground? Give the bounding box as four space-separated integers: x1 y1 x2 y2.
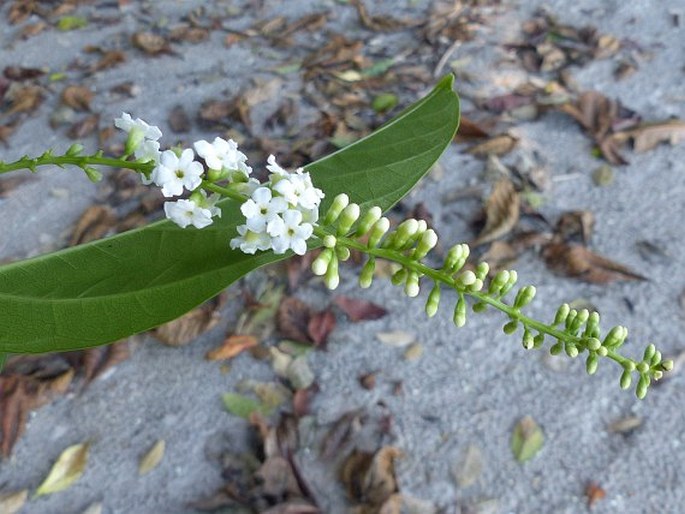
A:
1 1 685 513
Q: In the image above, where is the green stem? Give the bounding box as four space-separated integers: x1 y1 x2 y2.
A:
0 153 153 176
321 229 632 370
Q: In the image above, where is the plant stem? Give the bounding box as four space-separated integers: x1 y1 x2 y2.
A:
0 154 153 176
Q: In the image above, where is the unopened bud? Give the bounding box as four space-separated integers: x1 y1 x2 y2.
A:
311 248 334 276
456 270 477 288
323 193 349 225
324 254 339 290
425 284 441 318
355 206 382 237
553 303 571 326
475 262 489 281
453 296 467 328
513 285 536 309
413 229 438 260
368 217 390 248
337 203 361 235
404 271 420 298
586 354 599 375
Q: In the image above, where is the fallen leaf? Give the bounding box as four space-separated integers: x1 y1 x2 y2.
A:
467 134 518 157
321 410 363 459
0 175 33 197
154 295 224 346
542 242 646 283
69 205 117 246
91 50 126 72
453 445 483 488
623 120 685 153
351 0 409 31
61 85 93 111
555 210 594 244
334 296 388 322
511 416 543 463
3 66 45 81
36 442 89 496
307 309 336 347
376 331 415 347
56 16 88 31
286 357 315 390
0 489 27 514
132 32 171 55
585 481 606 508
80 502 103 514
372 93 398 113
68 114 100 140
139 439 165 476
206 334 258 361
341 446 403 509
472 178 520 247
607 416 642 434
455 116 490 139
278 297 312 344
223 392 269 419
403 342 423 361
5 85 43 115
359 372 377 390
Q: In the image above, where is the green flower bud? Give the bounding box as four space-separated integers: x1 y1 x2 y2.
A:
653 370 664 381
623 361 636 372
550 341 563 355
323 235 337 248
636 375 650 399
355 206 382 237
569 309 589 333
503 320 518 335
66 143 84 156
643 344 656 362
513 285 536 309
207 167 230 182
565 343 579 358
336 245 351 261
533 333 545 349
387 218 419 249
583 312 600 337
650 350 662 366
620 369 632 390
475 262 489 281
467 278 484 292
472 301 487 313
564 309 578 331
636 362 649 374
125 126 145 156
499 270 518 297
585 337 601 351
596 346 608 357
404 271 420 298
603 326 627 349
368 217 390 248
83 166 102 183
391 268 408 286
522 329 534 350
323 193 349 225
425 284 441 318
453 296 467 328
413 229 438 260
553 304 571 326
359 257 375 288
311 248 334 276
444 244 469 273
488 270 510 295
586 353 599 375
324 254 339 290
662 359 674 372
337 203 361 235
456 270 477 288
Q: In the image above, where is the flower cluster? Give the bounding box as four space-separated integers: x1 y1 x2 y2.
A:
230 155 324 255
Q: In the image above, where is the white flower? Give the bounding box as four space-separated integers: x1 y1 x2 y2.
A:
267 209 313 256
164 199 214 229
134 140 161 169
194 189 222 219
268 155 324 210
114 112 163 141
266 154 288 176
240 187 288 232
230 225 272 254
193 137 251 178
153 149 204 197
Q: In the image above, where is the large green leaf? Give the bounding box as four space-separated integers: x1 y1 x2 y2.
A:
0 75 459 354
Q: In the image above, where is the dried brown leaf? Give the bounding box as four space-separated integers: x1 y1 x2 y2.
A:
0 489 27 514
0 175 33 197
585 481 606 508
206 334 258 361
91 50 126 72
36 442 89 496
139 439 165 475
154 295 225 346
78 341 130 384
472 178 520 247
455 116 490 139
542 242 646 284
307 309 336 348
555 210 594 244
5 85 43 115
61 85 93 111
132 32 172 55
624 120 685 153
68 114 100 139
278 297 312 344
322 411 363 460
341 447 403 508
467 134 518 157
334 296 388 322
69 205 117 246
351 0 410 31
3 66 45 81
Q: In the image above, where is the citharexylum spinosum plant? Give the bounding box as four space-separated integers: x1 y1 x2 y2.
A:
0 75 670 398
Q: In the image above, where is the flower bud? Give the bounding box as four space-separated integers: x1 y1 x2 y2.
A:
653 370 663 381
569 309 589 333
620 369 632 390
522 329 534 350
83 166 102 183
650 350 662 366
455 270 476 288
472 301 487 313
533 333 545 349
603 326 627 348
359 257 375 288
550 341 563 355
387 218 419 249
662 359 674 372
311 248 334 276
404 271 420 298
565 343 578 358
391 268 408 286
499 270 518 297
324 254 339 290
475 262 489 281
337 203 361 235
488 270 510 295
583 312 600 337
323 235 337 248
564 309 578 331
553 303 571 326
425 284 441 317
368 217 390 248
596 346 608 357
413 229 438 260
453 296 467 328
586 354 599 375
66 143 84 156
636 375 650 399
355 206 382 236
636 361 649 374
503 320 518 335
513 285 536 309
336 245 351 261
643 343 656 362
585 337 601 351
324 193 349 225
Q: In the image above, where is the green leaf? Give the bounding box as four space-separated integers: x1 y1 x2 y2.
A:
56 16 88 31
511 415 544 463
0 75 459 354
222 392 270 419
372 93 399 113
